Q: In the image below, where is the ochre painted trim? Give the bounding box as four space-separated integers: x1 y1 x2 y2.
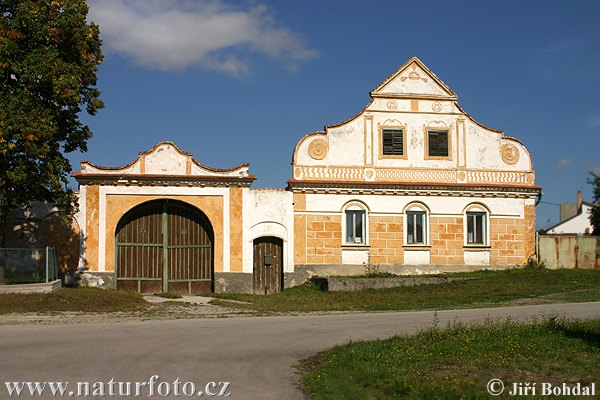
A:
424 126 453 161
85 185 100 272
229 187 243 272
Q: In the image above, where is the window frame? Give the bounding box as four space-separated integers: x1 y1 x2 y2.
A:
403 203 429 247
342 202 369 246
424 127 452 161
379 125 407 160
464 205 489 247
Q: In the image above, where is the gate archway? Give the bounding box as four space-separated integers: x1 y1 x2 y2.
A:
115 200 214 294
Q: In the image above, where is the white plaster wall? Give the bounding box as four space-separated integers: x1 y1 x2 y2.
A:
342 249 369 264
404 250 430 265
80 162 141 175
326 120 365 166
377 66 448 96
95 186 230 273
464 250 491 265
242 190 294 273
144 145 187 174
546 205 594 234
304 193 526 218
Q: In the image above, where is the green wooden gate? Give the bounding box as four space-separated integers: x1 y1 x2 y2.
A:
115 200 213 294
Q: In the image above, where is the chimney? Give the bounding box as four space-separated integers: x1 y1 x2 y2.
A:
577 191 583 211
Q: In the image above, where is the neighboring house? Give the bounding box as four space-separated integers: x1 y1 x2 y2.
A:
545 191 594 235
74 57 541 294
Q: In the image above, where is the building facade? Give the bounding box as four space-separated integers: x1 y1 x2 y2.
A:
75 57 541 294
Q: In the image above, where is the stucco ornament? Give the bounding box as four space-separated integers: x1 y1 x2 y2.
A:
308 139 328 160
501 144 520 165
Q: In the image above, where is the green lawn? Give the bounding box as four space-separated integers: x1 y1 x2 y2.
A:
0 287 147 314
211 268 600 312
300 317 600 399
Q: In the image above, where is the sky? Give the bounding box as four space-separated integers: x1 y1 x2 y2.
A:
74 0 600 229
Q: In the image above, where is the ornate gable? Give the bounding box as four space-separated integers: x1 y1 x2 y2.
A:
371 56 457 100
74 141 254 186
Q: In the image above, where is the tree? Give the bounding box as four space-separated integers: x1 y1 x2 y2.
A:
589 172 600 235
0 0 102 246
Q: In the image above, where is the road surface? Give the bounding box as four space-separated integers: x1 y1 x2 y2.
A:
1 302 599 399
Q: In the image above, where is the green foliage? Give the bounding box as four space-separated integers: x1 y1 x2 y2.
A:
588 173 600 235
302 317 600 399
0 0 103 245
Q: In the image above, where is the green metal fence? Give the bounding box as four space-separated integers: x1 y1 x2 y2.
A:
0 247 59 284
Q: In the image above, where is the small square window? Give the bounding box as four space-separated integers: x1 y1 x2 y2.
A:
407 211 426 244
382 129 404 156
345 210 365 244
466 211 486 245
428 130 449 157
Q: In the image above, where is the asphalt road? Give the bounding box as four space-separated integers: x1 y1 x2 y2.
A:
1 302 600 399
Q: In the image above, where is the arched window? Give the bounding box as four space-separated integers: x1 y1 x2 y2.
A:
343 201 368 245
404 202 429 245
464 204 489 245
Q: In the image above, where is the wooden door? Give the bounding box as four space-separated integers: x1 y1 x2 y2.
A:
115 200 213 294
253 236 283 294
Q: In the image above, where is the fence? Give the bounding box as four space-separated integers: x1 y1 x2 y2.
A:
538 235 600 269
0 247 59 284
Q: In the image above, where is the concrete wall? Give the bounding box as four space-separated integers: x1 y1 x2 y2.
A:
538 235 599 269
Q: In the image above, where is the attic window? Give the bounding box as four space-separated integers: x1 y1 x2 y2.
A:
426 129 451 159
381 128 405 156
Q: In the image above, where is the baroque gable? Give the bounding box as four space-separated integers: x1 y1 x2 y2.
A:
291 57 538 193
74 141 254 186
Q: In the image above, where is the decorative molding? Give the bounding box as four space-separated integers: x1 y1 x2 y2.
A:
432 102 442 112
294 166 363 181
292 165 535 187
308 139 328 160
501 144 520 165
387 100 398 110
400 64 429 83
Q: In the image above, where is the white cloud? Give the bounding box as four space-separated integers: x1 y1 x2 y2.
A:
554 159 573 170
587 113 600 130
537 41 574 54
88 0 318 76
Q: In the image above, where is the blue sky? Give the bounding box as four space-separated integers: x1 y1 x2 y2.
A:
77 0 600 229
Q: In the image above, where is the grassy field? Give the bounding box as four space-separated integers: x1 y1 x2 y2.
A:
0 287 147 314
211 268 600 312
300 317 600 399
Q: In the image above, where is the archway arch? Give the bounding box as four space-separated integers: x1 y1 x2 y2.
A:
115 199 214 294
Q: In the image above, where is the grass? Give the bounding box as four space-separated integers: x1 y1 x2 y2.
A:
300 316 600 399
211 268 600 312
0 287 148 314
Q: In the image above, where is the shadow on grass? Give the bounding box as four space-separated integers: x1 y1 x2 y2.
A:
548 317 600 349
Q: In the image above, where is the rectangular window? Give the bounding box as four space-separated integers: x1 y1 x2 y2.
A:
466 212 486 244
346 210 365 244
428 130 449 157
382 129 404 156
407 211 426 244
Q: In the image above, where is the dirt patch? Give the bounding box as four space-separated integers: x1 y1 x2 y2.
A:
0 301 254 326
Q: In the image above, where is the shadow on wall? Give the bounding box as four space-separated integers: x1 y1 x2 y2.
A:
6 203 82 283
